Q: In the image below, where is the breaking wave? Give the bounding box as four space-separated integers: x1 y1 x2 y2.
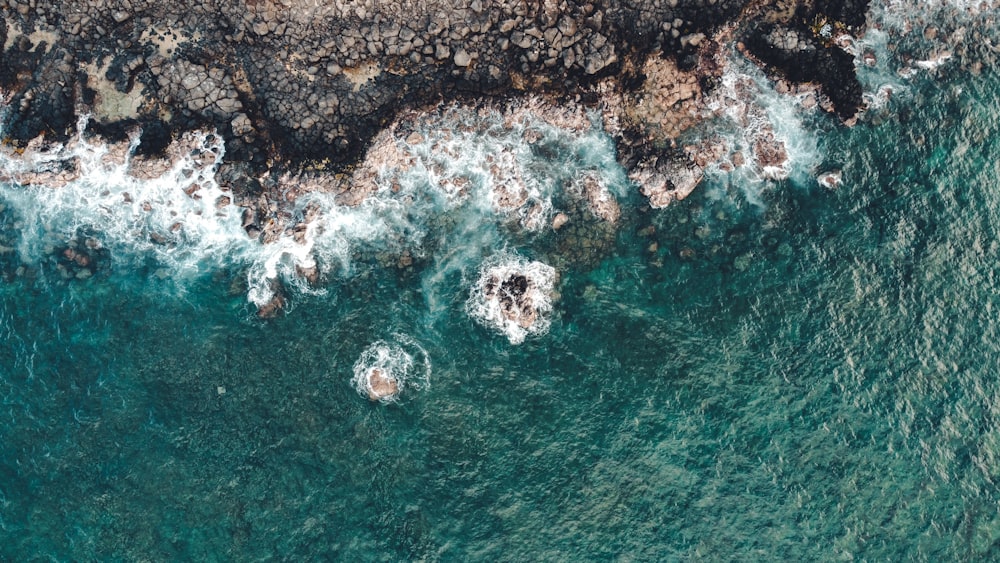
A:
0 101 627 316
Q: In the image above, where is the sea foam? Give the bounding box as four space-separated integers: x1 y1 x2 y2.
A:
0 116 417 311
0 116 241 276
693 54 822 206
0 100 625 315
387 100 629 232
466 252 557 345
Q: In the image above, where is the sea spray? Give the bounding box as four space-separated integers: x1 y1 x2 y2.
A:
248 100 631 311
0 68 840 320
368 101 629 320
390 101 629 231
0 118 406 310
630 49 827 212
0 118 241 280
862 0 1000 79
243 191 423 310
698 54 824 204
852 25 909 117
0 101 631 314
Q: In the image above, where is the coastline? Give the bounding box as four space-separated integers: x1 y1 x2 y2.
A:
0 0 874 314
4 2 1000 560
0 0 869 171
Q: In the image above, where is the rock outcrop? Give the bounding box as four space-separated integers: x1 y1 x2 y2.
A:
467 255 557 344
363 368 399 401
0 0 870 181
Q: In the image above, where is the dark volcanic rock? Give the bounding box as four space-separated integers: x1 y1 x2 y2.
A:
0 0 871 175
741 0 871 120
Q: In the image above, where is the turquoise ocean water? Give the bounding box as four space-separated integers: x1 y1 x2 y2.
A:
3 3 1000 559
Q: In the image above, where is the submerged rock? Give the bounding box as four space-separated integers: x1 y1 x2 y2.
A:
255 288 286 319
818 169 843 189
577 173 620 224
552 212 569 230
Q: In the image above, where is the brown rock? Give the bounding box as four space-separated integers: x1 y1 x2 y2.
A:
256 291 286 319
366 368 399 400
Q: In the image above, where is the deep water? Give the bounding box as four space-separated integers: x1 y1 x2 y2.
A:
4 10 1000 562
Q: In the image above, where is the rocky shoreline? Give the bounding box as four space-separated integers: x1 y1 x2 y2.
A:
0 0 873 315
1 0 869 170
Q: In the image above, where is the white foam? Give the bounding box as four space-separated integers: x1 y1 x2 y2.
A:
350 334 431 403
0 95 628 316
849 0 1000 121
466 252 557 345
915 51 953 70
698 55 821 204
244 192 413 308
864 0 998 63
0 101 622 314
389 103 627 230
0 116 428 310
0 116 244 276
877 0 996 23
817 170 843 190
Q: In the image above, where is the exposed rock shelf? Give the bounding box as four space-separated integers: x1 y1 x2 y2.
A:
0 0 869 180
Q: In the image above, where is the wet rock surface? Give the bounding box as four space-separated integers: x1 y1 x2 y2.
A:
739 0 870 120
0 0 869 180
364 368 399 401
468 255 557 344
0 1 875 313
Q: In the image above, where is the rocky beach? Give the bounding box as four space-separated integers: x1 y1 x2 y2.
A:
1 1 870 190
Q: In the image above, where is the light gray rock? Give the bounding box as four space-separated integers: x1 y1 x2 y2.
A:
558 16 577 38
229 113 253 135
512 32 531 49
181 74 200 90
584 46 617 74
216 96 242 113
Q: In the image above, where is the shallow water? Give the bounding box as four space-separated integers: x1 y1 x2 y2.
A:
3 4 1000 560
